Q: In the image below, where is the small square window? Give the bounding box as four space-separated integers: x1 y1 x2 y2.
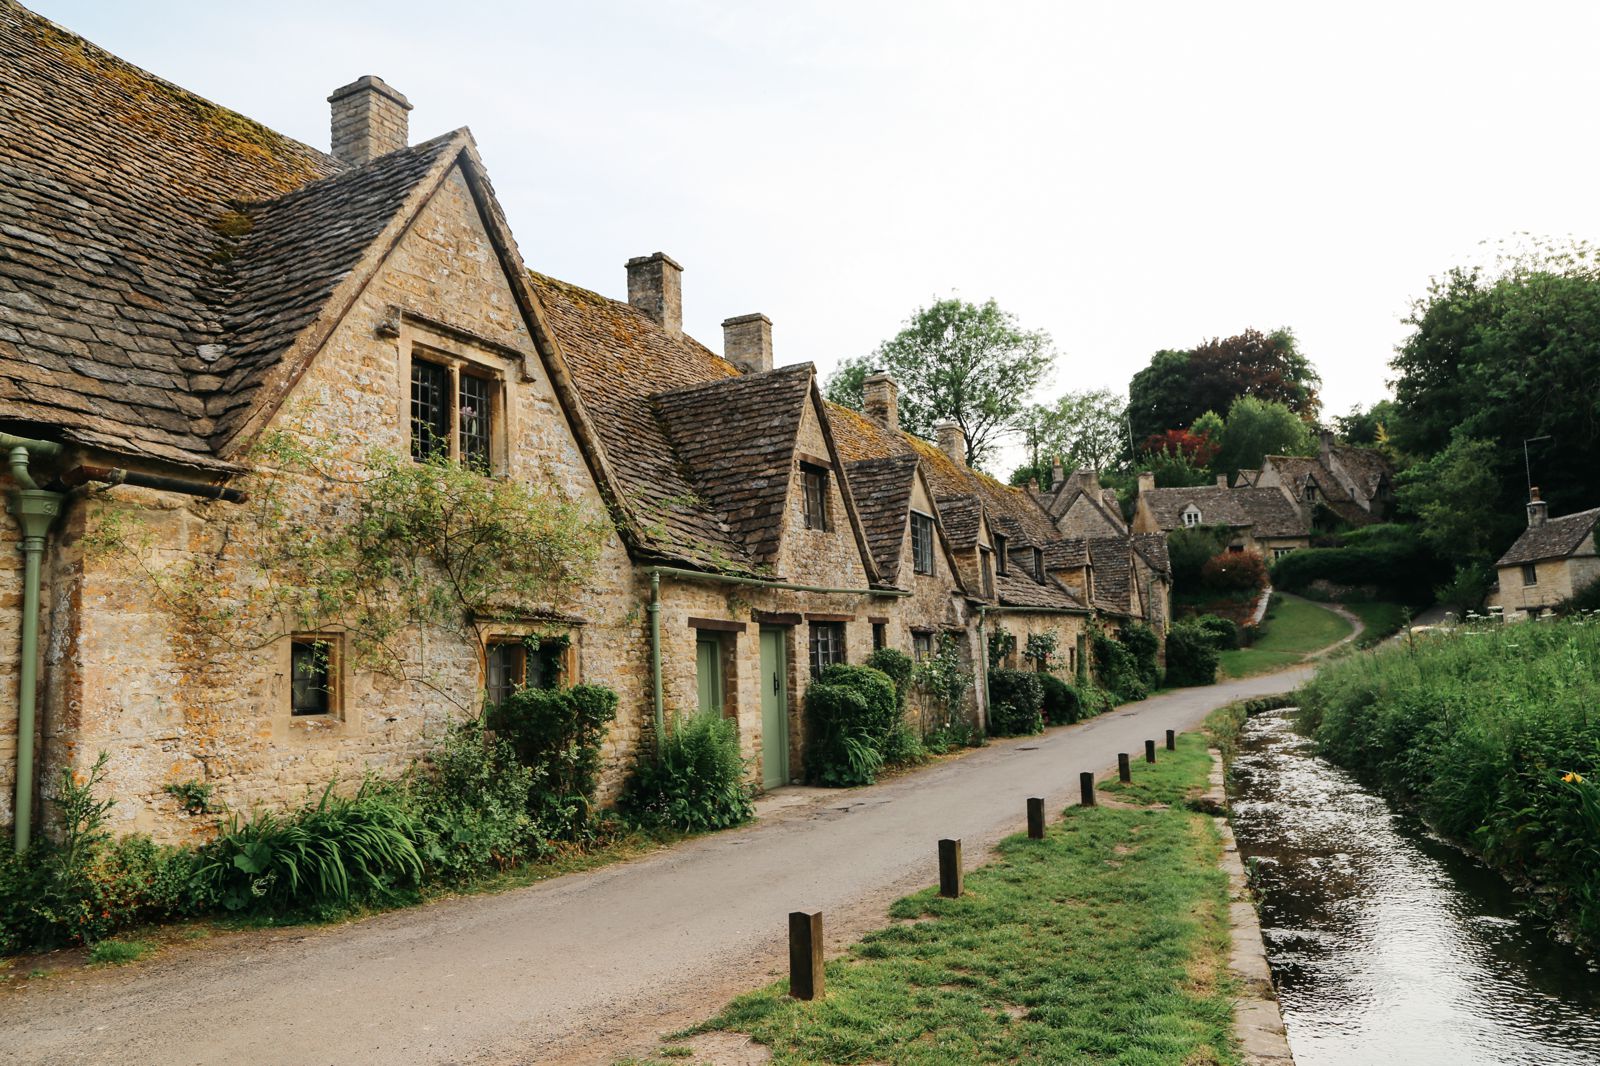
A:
1522 563 1538 587
872 622 887 651
911 512 935 575
913 631 934 662
809 622 845 678
801 464 829 531
486 637 564 707
290 635 339 717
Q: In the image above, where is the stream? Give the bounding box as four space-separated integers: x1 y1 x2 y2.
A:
1229 708 1600 1065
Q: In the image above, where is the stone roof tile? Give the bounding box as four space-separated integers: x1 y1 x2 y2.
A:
1497 507 1600 567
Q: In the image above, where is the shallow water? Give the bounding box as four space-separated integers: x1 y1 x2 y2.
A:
1230 708 1600 1065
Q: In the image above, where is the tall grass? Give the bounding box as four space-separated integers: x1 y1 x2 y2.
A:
1299 617 1600 946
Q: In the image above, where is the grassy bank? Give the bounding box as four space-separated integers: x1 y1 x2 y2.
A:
1343 601 1409 647
628 735 1238 1065
1217 595 1352 678
1299 618 1600 948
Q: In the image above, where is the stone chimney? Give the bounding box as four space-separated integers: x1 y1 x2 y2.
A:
626 253 683 336
328 76 411 166
1217 474 1229 488
1050 456 1066 491
935 421 967 467
1528 487 1548 528
722 314 771 374
1319 427 1334 462
1137 471 1155 494
1074 466 1101 496
863 372 899 431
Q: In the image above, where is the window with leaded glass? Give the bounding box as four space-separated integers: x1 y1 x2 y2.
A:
979 547 994 597
911 512 935 575
994 534 1008 575
290 636 337 717
808 622 845 678
410 359 451 461
408 354 499 469
486 638 564 706
801 464 829 531
1033 548 1044 582
913 631 934 661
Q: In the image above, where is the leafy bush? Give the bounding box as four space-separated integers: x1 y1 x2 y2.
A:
0 754 202 955
408 721 535 880
866 647 914 709
1093 631 1148 703
1556 575 1600 616
914 633 977 742
987 626 1018 670
987 668 1044 736
196 779 422 916
1194 614 1242 649
622 712 755 832
804 664 901 787
1163 621 1219 687
1038 673 1081 725
1299 618 1600 945
880 720 930 768
1167 525 1231 591
1269 523 1445 604
1120 622 1161 689
488 683 618 839
1200 549 1267 593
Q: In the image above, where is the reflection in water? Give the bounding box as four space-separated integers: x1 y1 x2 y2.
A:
1231 709 1600 1066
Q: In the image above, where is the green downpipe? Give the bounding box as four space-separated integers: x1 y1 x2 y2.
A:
2 435 64 854
648 570 664 755
976 605 990 734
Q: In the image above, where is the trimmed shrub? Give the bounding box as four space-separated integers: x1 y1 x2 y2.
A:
804 664 900 787
866 647 915 709
1269 523 1445 604
1201 549 1267 593
1194 614 1242 650
1163 620 1219 687
622 712 755 832
488 683 618 839
196 780 423 916
987 668 1044 736
1039 673 1081 725
409 721 536 879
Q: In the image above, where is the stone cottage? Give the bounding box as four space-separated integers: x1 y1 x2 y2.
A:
1132 475 1310 560
1254 431 1394 530
0 0 1168 844
1487 490 1600 620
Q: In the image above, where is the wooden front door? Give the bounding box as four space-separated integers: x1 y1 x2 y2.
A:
759 627 789 789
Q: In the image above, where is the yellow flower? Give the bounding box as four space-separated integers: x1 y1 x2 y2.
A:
1563 772 1585 784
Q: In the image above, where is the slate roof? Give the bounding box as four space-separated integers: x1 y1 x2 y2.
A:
1265 454 1373 527
1497 508 1600 567
1234 469 1261 488
1140 485 1308 539
1131 532 1171 577
0 1 475 469
652 365 815 569
1045 537 1089 570
932 494 982 552
844 454 919 580
995 568 1085 611
1088 536 1133 616
1330 444 1392 499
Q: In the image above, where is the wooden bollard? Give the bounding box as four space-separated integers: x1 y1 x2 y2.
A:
1118 752 1131 782
1079 770 1096 806
1145 739 1157 764
1166 728 1176 752
789 910 824 1000
1027 797 1045 839
938 838 963 898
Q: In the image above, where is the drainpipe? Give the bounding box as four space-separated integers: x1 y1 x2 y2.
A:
643 566 912 755
2 434 65 854
976 605 990 735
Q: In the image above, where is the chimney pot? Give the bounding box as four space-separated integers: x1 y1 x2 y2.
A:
328 76 411 166
722 313 772 374
1137 471 1155 494
1050 456 1066 491
1528 487 1549 528
626 253 683 336
862 372 899 432
934 421 967 467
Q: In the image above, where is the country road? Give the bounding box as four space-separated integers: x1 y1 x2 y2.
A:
0 668 1312 1066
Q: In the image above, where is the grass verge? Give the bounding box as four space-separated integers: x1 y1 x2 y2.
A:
1217 596 1352 678
87 939 154 966
627 737 1237 1065
1342 601 1409 647
1097 733 1215 807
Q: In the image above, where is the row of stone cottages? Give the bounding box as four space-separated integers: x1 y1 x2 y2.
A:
0 1 1172 844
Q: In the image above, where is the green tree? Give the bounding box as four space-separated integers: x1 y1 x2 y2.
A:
823 354 871 411
1214 396 1314 478
1010 388 1129 489
1391 240 1600 520
826 298 1055 468
1127 328 1320 440
1335 399 1402 447
1395 436 1513 569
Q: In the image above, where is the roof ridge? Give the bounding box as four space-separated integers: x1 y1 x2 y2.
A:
649 360 813 401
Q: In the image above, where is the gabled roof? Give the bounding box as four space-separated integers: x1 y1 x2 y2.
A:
1140 485 1308 539
933 495 983 552
1088 536 1134 616
1263 453 1379 527
651 365 815 570
1131 532 1171 578
1497 508 1600 567
996 568 1087 611
844 454 920 579
1329 444 1393 499
1234 469 1261 488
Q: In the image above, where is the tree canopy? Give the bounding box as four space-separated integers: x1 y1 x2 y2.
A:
824 298 1055 468
1009 388 1128 489
1127 328 1320 441
1213 396 1315 478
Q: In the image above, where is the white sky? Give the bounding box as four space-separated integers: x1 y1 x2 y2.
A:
31 0 1600 462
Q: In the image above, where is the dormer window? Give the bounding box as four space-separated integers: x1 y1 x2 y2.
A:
911 512 935 575
1302 477 1319 503
410 354 500 470
1182 506 1201 528
994 534 1008 575
800 463 830 531
1033 547 1044 582
979 547 994 597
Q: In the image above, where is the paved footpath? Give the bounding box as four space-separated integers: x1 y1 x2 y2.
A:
0 669 1311 1066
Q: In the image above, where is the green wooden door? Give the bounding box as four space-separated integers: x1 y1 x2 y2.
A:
760 627 789 789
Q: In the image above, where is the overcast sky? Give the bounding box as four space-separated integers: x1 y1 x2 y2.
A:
32 0 1600 460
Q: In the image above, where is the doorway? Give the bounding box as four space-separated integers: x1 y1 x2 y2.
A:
759 626 789 789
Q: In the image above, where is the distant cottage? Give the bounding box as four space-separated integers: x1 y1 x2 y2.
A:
1487 489 1600 620
0 1 1168 843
